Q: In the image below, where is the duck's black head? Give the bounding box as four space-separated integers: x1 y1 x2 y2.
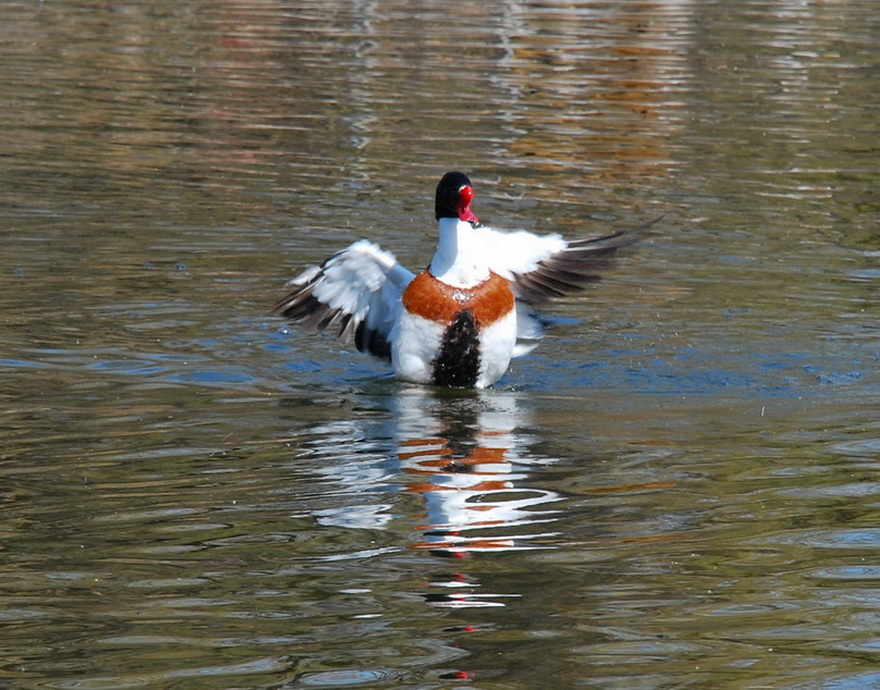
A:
434 171 479 225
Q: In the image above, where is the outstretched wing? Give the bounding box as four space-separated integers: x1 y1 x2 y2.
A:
482 214 663 304
272 239 415 361
479 214 663 357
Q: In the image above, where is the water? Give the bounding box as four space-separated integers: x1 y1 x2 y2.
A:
2 0 879 687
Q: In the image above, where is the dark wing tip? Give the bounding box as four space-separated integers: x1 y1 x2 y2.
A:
272 268 394 362
271 266 348 333
354 321 392 361
565 212 665 253
514 213 664 303
272 286 316 321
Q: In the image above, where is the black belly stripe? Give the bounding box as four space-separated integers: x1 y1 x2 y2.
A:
432 310 480 388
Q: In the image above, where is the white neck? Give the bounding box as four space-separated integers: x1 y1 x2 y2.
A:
429 218 490 288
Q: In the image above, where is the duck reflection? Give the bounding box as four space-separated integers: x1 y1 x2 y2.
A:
305 384 561 612
309 385 562 560
392 386 561 558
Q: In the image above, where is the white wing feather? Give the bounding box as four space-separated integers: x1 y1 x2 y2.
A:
478 216 661 304
474 226 568 280
473 216 662 353
274 239 415 360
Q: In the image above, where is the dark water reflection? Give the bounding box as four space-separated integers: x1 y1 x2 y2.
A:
2 0 880 687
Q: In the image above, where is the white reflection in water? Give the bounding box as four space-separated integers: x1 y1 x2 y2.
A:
309 386 561 560
393 387 561 557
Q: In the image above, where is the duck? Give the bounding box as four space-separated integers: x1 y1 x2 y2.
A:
273 171 660 388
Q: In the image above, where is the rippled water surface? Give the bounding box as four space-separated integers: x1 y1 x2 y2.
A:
2 1 879 687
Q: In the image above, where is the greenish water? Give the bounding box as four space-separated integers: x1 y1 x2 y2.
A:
1 1 879 687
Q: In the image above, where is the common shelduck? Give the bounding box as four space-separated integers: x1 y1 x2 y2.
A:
273 171 660 388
